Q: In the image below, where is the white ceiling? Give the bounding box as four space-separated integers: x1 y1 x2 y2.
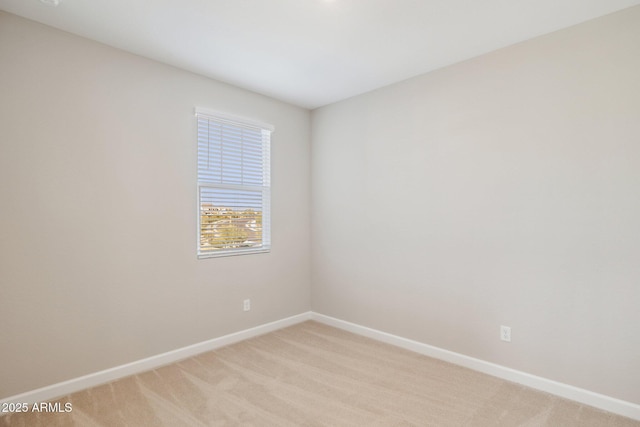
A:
2 0 639 109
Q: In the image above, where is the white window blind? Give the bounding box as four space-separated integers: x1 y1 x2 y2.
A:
196 108 272 258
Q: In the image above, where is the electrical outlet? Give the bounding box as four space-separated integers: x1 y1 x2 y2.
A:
500 325 511 342
243 299 251 312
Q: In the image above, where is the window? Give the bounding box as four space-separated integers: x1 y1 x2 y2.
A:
196 108 272 258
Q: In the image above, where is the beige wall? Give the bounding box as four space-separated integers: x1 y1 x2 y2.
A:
0 12 311 398
311 6 640 404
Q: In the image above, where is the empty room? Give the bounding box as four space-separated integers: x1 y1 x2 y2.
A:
1 0 639 425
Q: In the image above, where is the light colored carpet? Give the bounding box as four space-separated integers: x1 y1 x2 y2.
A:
1 321 638 426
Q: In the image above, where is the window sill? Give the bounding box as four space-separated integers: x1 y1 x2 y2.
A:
198 248 270 259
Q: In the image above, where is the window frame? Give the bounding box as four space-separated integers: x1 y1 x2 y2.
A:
195 107 273 259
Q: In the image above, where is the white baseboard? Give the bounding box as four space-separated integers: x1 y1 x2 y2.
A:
0 312 312 407
3 311 638 421
311 312 640 421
